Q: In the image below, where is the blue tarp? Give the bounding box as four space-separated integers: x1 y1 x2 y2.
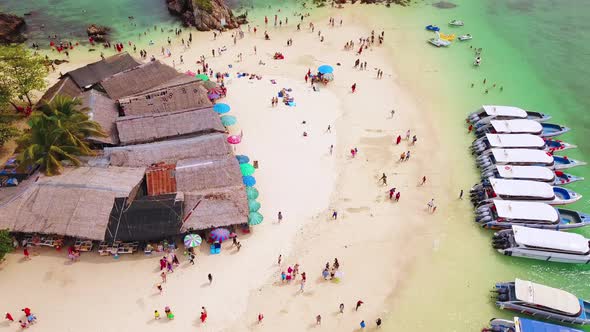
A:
519 318 583 332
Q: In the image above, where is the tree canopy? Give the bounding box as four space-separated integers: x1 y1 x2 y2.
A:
0 45 48 108
0 229 13 262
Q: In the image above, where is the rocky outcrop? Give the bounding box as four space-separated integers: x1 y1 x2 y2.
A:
166 0 243 31
0 13 26 44
86 24 110 42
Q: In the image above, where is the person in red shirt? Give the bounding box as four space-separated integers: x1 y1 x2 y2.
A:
355 300 364 311
22 308 31 316
351 83 357 93
257 313 264 324
5 312 14 322
24 248 30 260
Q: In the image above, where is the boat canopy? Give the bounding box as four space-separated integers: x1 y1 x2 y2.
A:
513 225 589 254
493 200 558 222
485 134 545 149
515 317 584 332
491 149 553 164
482 105 528 118
514 279 581 316
496 165 555 182
489 178 554 199
490 120 543 134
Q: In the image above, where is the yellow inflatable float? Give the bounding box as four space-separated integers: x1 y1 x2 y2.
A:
439 32 456 41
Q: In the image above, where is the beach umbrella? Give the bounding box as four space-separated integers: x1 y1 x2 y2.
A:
210 228 230 242
318 65 334 74
227 135 241 144
240 163 255 176
203 80 217 89
208 92 220 100
220 115 237 126
323 73 334 81
213 103 231 114
183 234 202 248
196 73 210 81
236 155 250 164
243 175 256 187
248 199 261 212
246 186 259 199
248 211 264 226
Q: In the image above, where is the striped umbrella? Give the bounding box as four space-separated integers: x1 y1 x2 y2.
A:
213 103 231 114
196 73 210 81
248 199 261 212
236 155 250 164
220 115 237 126
242 175 256 187
210 228 230 242
240 163 255 176
248 211 264 226
183 234 202 247
246 187 259 199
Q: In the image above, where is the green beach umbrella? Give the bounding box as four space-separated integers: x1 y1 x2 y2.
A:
196 74 210 81
248 211 264 226
246 187 259 199
248 199 261 212
240 163 255 176
220 115 237 126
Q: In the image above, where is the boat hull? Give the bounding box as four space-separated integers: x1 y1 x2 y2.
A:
499 248 590 264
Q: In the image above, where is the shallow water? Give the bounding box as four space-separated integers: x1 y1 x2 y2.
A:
2 0 590 330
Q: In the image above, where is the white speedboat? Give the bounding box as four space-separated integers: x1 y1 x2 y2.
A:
475 119 543 137
471 134 574 154
475 200 590 230
486 317 584 332
470 178 582 206
428 37 450 47
467 105 551 125
493 225 590 264
481 165 583 186
459 34 472 41
476 148 554 169
449 19 464 26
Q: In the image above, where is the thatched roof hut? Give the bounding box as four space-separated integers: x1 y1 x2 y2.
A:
104 133 231 167
118 78 212 116
66 53 140 89
100 61 180 99
0 167 145 240
115 106 225 145
181 186 248 231
79 90 120 145
37 76 81 105
175 156 243 192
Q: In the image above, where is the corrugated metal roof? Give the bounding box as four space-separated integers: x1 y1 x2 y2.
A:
146 163 177 196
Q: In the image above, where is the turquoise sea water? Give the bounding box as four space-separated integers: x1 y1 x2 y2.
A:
2 0 590 330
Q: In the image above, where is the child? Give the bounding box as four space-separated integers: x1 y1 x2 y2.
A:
154 310 161 320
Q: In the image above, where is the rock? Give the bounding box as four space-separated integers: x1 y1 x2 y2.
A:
166 0 241 31
86 24 110 42
0 12 27 44
432 1 457 9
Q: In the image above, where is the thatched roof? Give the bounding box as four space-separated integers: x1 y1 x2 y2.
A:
118 79 212 116
115 106 225 145
67 53 140 89
0 166 145 240
105 133 231 167
100 61 180 99
175 156 243 192
181 186 248 231
79 90 119 145
37 77 81 105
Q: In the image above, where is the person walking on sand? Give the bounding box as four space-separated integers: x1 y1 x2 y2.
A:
351 83 356 93
356 300 364 311
389 188 395 200
278 211 283 223
406 130 411 140
405 151 411 161
154 310 161 320
339 303 345 313
421 176 427 185
396 135 401 145
278 254 282 265
188 251 195 265
160 271 167 283
390 109 395 118
326 125 331 133
157 284 163 295
400 152 406 162
5 312 14 322
376 318 382 328
300 278 306 292
332 210 338 220
316 314 322 325
412 135 417 145
23 247 31 260
380 173 387 185
200 307 207 323
208 273 213 284
459 189 464 199
330 144 334 155
360 320 367 329
258 313 264 324
427 199 435 212
395 191 401 201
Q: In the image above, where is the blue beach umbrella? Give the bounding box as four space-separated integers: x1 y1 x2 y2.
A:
318 65 334 74
213 103 231 114
245 186 259 199
242 175 256 187
210 228 230 242
236 155 250 164
220 115 237 126
248 199 261 212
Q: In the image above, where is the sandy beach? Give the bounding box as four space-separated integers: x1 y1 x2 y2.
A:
1 4 469 331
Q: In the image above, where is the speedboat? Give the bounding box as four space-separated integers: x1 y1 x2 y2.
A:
493 225 590 264
449 19 464 26
545 138 576 152
458 34 472 41
476 120 570 138
476 149 554 169
467 105 551 125
428 37 450 47
475 200 590 230
553 155 587 170
481 165 583 186
494 279 590 325
472 134 550 154
542 123 570 137
439 32 455 41
470 178 582 206
425 25 440 31
486 317 584 332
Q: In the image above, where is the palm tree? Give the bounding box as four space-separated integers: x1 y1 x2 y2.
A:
18 95 106 176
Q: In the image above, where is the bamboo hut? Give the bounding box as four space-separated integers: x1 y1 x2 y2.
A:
37 76 82 105
104 133 231 167
118 77 212 116
100 61 180 99
0 167 145 240
79 90 120 145
115 106 225 145
66 53 140 89
181 186 248 231
175 156 244 192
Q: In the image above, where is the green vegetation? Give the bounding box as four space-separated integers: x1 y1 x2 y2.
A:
18 95 106 176
0 123 20 147
194 0 213 13
0 45 48 109
0 229 13 261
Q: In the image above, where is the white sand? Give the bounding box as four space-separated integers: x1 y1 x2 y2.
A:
1 4 463 331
